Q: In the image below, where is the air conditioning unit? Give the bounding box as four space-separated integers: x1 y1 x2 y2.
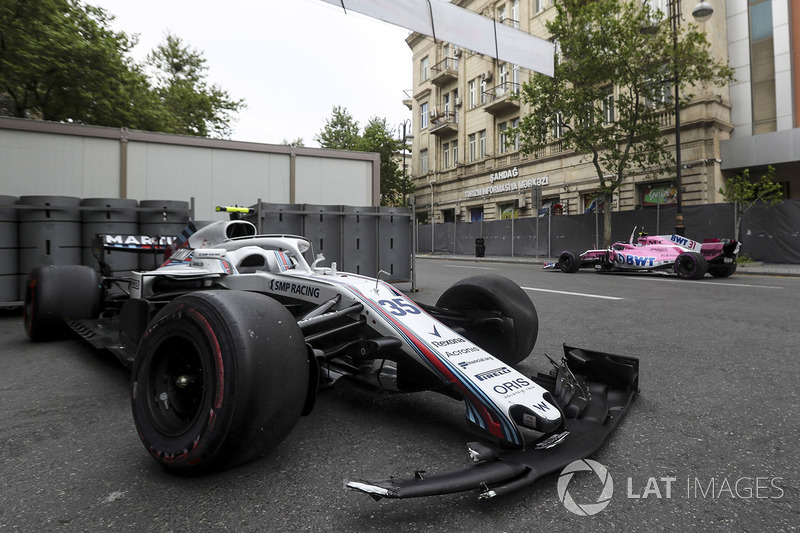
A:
453 49 462 58
455 97 462 107
481 71 493 82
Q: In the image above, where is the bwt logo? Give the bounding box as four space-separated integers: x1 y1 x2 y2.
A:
557 460 614 516
475 367 511 381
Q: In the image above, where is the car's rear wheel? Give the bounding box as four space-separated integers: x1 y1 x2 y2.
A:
708 262 737 278
558 250 581 273
131 290 309 474
24 265 103 341
436 275 538 366
675 252 708 280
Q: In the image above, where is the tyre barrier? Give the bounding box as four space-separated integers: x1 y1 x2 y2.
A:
137 200 191 271
81 198 140 276
0 196 19 302
18 195 82 299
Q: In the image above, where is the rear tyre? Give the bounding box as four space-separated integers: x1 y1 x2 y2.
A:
708 262 737 278
675 252 708 280
436 275 538 366
131 290 309 474
558 250 581 273
24 265 102 341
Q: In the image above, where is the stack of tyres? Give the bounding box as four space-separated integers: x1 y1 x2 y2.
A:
378 206 412 281
0 196 19 303
342 206 377 276
81 198 140 276
302 204 342 267
138 200 190 271
18 195 82 296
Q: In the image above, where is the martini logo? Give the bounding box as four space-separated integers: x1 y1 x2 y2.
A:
557 459 613 516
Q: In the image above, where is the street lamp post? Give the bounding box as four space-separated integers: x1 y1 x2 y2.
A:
399 120 413 207
670 0 714 237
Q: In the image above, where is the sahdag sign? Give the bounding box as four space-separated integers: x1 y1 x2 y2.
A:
464 167 548 199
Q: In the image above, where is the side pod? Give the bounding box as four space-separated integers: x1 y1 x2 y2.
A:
345 345 639 500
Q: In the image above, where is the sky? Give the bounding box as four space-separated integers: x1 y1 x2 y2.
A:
91 0 414 147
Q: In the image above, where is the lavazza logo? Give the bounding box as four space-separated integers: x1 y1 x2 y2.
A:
557 460 785 516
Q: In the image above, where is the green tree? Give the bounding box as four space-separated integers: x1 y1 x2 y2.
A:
358 117 413 206
512 0 733 245
146 34 245 138
719 166 784 240
315 108 413 206
281 138 305 147
314 106 361 150
0 0 157 128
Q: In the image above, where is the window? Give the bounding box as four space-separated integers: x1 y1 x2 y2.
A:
480 78 487 104
443 142 450 169
420 149 429 174
534 0 545 14
644 0 668 19
512 64 520 87
499 64 509 93
552 111 563 139
511 0 520 28
420 56 429 82
468 80 476 108
499 121 509 153
469 133 477 161
498 5 506 23
750 0 776 134
444 93 451 115
602 86 615 124
452 139 459 165
511 118 520 151
479 130 487 158
421 102 429 129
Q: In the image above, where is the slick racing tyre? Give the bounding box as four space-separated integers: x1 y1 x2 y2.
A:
675 252 708 280
131 290 309 474
558 250 581 273
436 275 538 366
24 265 103 342
708 262 737 278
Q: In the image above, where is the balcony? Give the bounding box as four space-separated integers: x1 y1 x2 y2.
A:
483 82 520 115
429 110 458 136
431 57 459 86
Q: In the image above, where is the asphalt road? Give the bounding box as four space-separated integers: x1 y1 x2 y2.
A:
1 259 798 532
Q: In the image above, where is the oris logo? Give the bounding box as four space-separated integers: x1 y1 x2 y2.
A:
492 378 530 395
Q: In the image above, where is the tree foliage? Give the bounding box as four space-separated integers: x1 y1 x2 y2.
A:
315 107 414 206
0 0 243 137
146 34 244 138
719 166 784 240
512 0 733 245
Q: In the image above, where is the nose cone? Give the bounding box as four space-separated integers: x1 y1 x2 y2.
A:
509 402 562 433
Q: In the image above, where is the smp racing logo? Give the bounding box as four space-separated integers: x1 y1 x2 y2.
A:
557 460 614 516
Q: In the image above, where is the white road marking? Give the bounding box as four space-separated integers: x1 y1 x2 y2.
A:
628 277 783 289
444 264 496 270
521 287 623 300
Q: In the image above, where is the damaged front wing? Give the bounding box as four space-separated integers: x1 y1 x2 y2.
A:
345 345 639 500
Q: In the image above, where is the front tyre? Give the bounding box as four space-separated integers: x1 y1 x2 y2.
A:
436 275 538 366
675 252 708 280
558 250 581 273
131 291 309 474
24 265 102 341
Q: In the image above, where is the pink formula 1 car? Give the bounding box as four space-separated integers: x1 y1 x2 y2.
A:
544 228 740 280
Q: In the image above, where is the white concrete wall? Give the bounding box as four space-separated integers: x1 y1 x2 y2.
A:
0 118 378 219
0 129 120 198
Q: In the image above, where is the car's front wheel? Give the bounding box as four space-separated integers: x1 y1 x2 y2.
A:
558 250 581 273
131 290 309 474
436 275 538 366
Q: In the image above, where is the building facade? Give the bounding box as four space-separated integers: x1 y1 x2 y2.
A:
405 0 796 225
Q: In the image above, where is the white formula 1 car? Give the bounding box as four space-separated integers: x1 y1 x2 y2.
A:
24 209 639 499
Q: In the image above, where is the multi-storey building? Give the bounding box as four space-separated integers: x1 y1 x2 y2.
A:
405 0 797 225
